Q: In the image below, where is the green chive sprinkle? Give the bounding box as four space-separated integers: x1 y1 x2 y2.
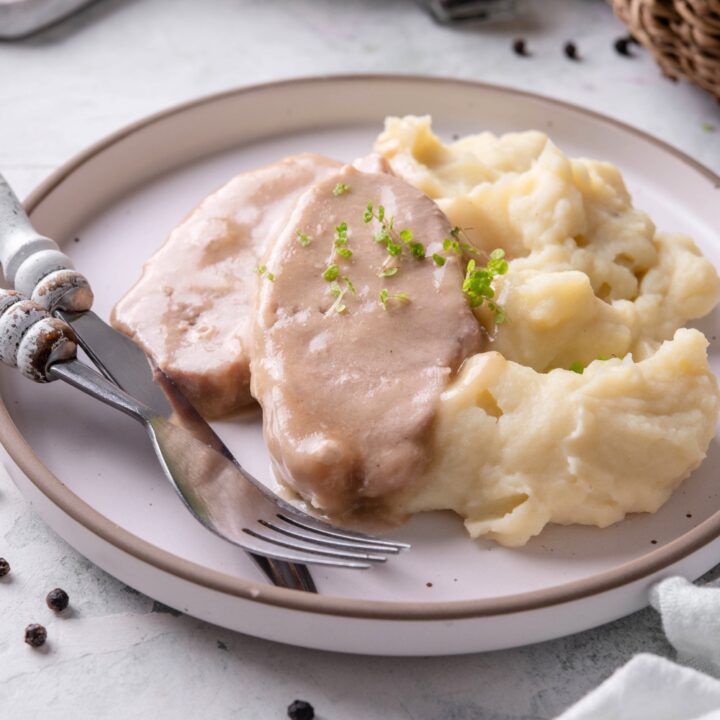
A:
323 264 340 282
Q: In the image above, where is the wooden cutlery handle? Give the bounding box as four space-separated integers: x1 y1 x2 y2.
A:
0 173 93 312
0 288 77 382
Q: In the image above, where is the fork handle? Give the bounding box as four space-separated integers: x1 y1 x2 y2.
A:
0 288 77 382
0 173 93 312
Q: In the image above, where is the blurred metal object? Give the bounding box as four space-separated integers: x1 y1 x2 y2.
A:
417 0 516 25
0 0 95 40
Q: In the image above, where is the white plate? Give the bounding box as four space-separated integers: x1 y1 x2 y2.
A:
2 76 719 656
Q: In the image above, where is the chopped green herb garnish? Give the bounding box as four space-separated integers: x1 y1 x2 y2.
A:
443 237 462 254
327 277 355 315
442 237 477 256
255 265 275 282
332 182 351 196
332 222 353 259
442 227 479 258
328 294 347 314
409 242 425 259
399 230 425 259
379 288 410 310
334 222 348 243
380 267 398 277
332 222 353 260
432 253 446 267
364 200 425 272
296 229 312 247
569 361 584 374
363 202 374 223
323 264 340 282
374 227 390 246
462 249 508 323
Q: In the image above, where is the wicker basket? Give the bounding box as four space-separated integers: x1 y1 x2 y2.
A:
612 0 720 100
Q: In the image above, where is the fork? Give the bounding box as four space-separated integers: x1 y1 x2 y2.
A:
0 288 409 568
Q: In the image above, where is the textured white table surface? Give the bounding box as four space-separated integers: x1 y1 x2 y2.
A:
1 1 719 718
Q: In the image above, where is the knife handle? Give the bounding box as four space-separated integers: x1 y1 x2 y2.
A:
0 173 93 312
0 288 77 382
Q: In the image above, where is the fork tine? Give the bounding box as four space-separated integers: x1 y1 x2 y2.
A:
239 536 371 569
276 512 411 551
243 528 388 563
259 519 401 554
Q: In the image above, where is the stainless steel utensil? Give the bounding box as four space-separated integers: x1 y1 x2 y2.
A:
416 0 515 25
0 175 317 589
0 175 409 574
0 291 407 568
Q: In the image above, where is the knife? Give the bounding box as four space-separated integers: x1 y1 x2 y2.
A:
0 172 316 593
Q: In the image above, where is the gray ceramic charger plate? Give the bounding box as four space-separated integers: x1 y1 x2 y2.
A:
1 75 719 656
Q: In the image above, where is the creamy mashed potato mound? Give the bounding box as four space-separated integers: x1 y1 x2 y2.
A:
376 116 720 546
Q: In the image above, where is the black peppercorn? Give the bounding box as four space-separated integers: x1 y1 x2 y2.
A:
512 38 530 57
0 557 9 577
614 37 634 57
287 699 315 720
46 588 69 612
24 624 47 648
564 41 580 61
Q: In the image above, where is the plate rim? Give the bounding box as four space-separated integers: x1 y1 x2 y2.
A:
4 73 720 621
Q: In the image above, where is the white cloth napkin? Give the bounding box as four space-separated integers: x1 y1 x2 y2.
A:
556 654 720 720
650 577 720 676
556 577 720 719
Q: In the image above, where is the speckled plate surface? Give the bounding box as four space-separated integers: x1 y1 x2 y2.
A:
1 76 719 655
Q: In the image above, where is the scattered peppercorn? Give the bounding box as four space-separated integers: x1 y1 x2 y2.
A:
614 37 634 57
0 557 9 577
512 38 530 57
46 587 69 612
564 41 580 61
24 624 47 648
287 700 315 720
651 539 658 545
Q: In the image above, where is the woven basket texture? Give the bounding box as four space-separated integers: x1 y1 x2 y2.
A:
612 0 720 99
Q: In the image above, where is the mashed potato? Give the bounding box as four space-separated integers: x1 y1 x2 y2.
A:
395 330 718 546
376 116 720 545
